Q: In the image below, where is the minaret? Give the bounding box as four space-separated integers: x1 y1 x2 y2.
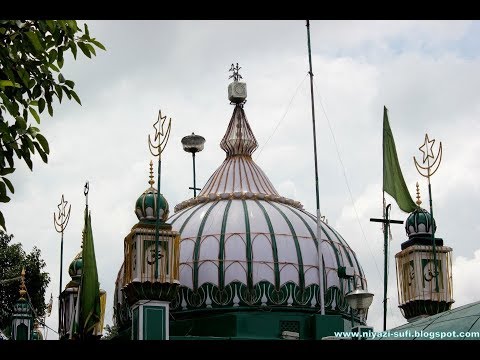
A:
395 183 454 321
11 268 34 340
123 160 181 340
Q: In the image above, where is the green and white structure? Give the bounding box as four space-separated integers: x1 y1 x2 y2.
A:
117 161 181 340
113 71 371 340
10 268 33 341
395 186 454 322
59 249 106 339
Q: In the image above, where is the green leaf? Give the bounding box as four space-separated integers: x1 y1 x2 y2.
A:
0 194 11 203
35 133 50 154
84 23 90 37
47 102 53 116
0 167 15 176
15 116 27 131
0 80 21 88
70 90 82 105
77 42 91 58
54 84 63 103
48 63 60 72
64 80 75 89
27 126 40 137
25 136 35 153
46 20 56 32
26 31 44 52
38 98 46 114
58 73 65 83
57 57 64 69
0 211 5 231
1 177 14 193
33 142 48 163
0 181 5 196
24 155 33 171
70 41 77 59
17 67 30 88
48 49 57 64
28 79 36 89
90 39 106 51
86 43 96 56
29 107 41 124
67 20 77 32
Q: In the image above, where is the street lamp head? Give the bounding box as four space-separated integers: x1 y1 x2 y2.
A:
181 132 206 154
345 286 374 323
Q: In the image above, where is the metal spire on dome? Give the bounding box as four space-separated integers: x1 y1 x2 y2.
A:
148 160 155 187
222 64 257 156
220 106 258 156
415 182 422 206
19 267 26 299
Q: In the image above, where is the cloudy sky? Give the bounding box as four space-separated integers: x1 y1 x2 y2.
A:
5 20 480 339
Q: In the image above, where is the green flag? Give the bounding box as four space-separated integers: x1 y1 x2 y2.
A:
79 208 101 337
383 106 417 213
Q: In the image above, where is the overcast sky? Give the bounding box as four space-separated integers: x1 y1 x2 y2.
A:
5 20 480 339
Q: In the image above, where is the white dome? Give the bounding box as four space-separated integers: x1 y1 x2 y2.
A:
168 106 367 315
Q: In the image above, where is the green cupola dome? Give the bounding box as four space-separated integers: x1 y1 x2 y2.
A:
405 183 436 238
68 251 83 283
134 160 170 222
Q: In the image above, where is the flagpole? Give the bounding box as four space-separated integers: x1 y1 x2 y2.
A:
306 19 325 315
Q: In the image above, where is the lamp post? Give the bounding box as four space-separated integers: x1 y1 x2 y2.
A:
345 286 374 338
181 132 205 198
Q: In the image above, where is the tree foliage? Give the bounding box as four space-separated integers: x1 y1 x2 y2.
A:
0 20 105 231
0 230 50 332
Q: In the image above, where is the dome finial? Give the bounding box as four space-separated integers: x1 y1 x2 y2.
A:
228 63 247 105
148 160 155 187
19 267 27 299
415 182 422 206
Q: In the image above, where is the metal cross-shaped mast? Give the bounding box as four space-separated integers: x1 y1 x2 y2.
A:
370 203 403 331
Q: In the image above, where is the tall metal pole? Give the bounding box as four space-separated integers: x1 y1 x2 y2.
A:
54 194 71 335
192 153 197 197
154 157 162 279
306 19 325 315
148 110 172 280
414 134 443 293
370 204 403 331
383 204 390 331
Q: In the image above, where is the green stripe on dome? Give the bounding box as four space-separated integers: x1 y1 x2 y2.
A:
242 200 254 290
193 201 220 290
326 224 365 287
218 200 232 289
178 202 209 235
254 200 280 290
268 202 305 291
169 205 193 226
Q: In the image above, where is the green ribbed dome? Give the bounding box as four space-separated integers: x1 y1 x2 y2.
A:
68 251 82 282
13 298 31 314
135 186 169 222
405 207 436 238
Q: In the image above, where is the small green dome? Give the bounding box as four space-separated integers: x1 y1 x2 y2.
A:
13 298 31 314
405 207 436 238
135 186 169 222
68 251 83 282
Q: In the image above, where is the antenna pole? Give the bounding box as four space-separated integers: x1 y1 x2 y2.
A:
306 19 325 315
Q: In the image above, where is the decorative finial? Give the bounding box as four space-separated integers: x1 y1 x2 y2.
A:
19 267 26 298
415 182 422 206
229 63 242 81
148 160 155 187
